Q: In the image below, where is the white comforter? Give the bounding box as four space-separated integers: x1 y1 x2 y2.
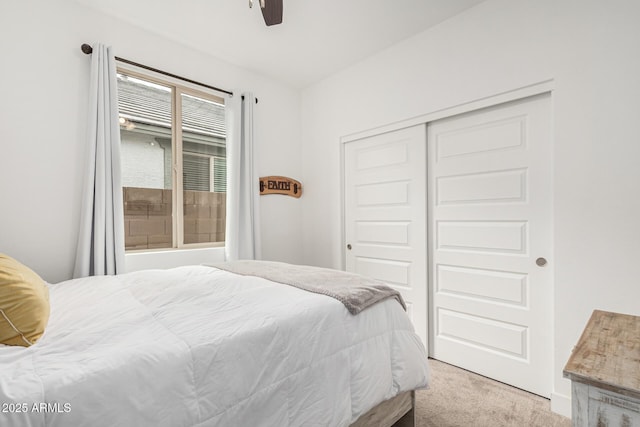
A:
0 265 429 427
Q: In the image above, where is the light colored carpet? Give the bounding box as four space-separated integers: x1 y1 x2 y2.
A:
415 359 571 427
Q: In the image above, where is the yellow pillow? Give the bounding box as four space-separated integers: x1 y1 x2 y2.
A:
0 254 50 346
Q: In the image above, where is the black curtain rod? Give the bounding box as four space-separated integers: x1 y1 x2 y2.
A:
81 43 233 97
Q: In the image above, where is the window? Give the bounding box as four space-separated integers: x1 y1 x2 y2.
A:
118 70 226 251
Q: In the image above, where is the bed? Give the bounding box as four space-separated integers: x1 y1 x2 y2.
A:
0 260 429 427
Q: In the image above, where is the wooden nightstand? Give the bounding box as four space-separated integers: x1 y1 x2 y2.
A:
563 310 640 426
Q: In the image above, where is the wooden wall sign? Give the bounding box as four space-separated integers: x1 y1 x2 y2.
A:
259 176 302 198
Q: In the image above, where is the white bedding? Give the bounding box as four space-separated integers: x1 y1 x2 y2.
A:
0 265 429 427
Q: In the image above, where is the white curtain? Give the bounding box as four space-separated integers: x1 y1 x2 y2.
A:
73 44 125 278
225 93 262 261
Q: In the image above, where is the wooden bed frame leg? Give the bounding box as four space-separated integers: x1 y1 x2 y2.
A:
393 408 414 427
351 390 416 427
392 391 415 427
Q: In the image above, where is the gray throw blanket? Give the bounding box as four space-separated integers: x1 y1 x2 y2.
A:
208 260 406 315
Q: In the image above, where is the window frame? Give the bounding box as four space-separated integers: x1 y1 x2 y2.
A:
117 65 227 252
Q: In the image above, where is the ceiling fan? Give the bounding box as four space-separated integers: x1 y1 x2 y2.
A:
249 0 283 26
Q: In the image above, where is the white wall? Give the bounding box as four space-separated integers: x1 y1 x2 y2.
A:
0 0 303 283
300 0 640 415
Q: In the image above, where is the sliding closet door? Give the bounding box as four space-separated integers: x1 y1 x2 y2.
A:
344 125 427 347
428 94 553 397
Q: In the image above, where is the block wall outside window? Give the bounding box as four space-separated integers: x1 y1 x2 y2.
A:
124 187 226 251
183 190 226 244
123 187 172 251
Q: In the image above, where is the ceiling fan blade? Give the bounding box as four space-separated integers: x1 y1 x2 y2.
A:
261 0 283 26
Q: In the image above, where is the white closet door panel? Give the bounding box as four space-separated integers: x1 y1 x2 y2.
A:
345 125 427 347
429 94 552 397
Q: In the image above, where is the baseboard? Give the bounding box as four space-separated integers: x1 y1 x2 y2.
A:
551 392 571 418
